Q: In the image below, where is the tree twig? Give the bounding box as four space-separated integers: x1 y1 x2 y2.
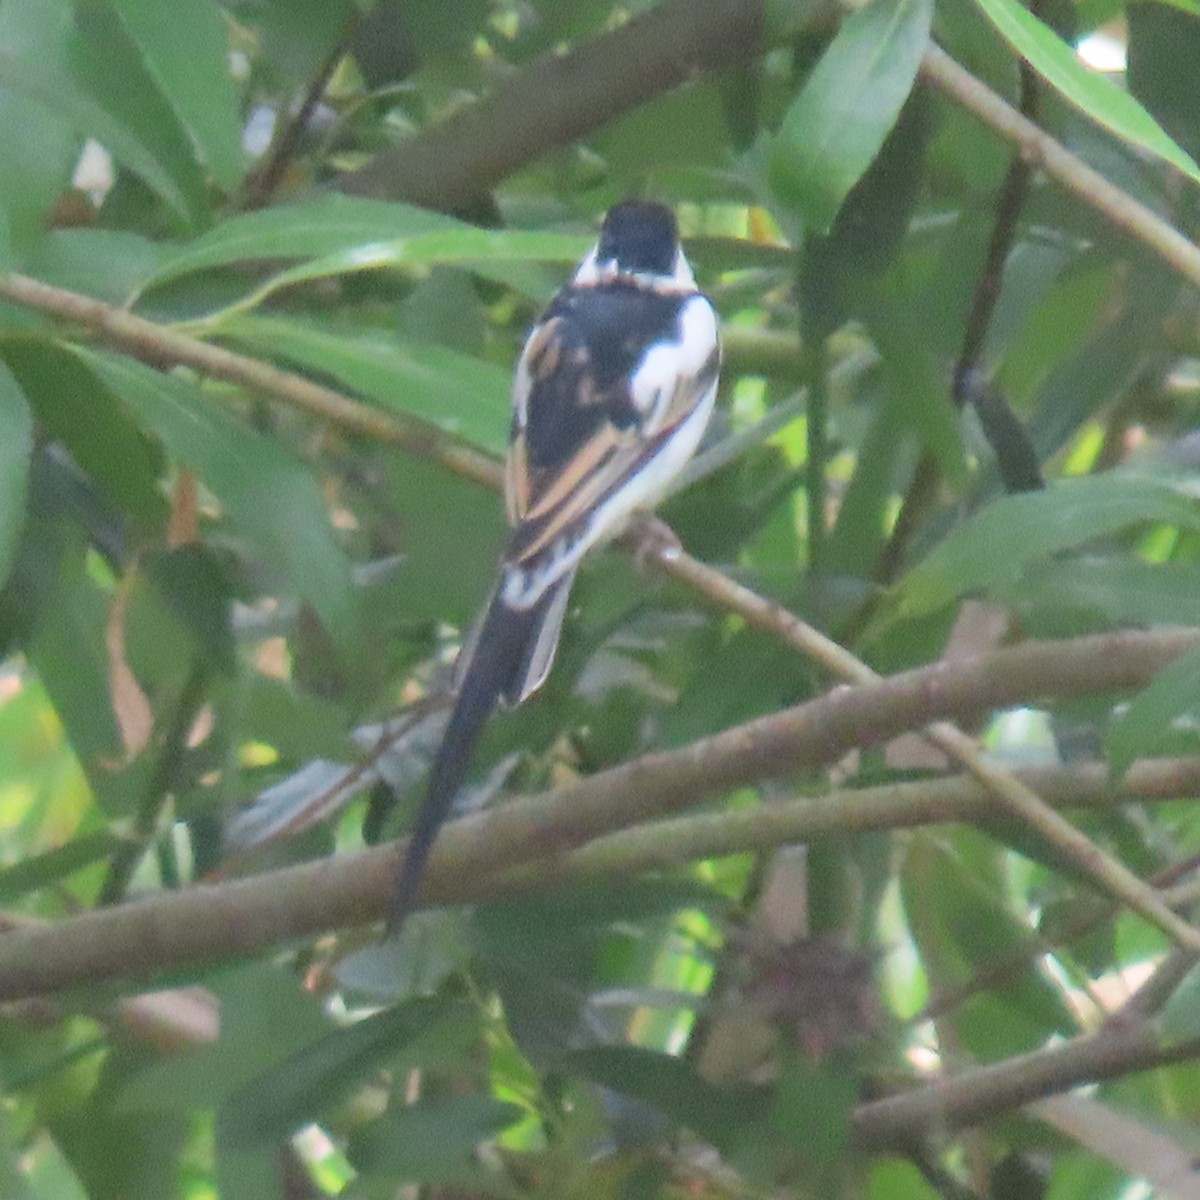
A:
336 0 765 207
639 526 1200 951
920 43 1200 292
0 272 502 492
240 12 361 209
497 757 1200 890
874 25 1045 591
853 1024 1200 1151
99 660 210 905
0 629 1198 998
3 269 1197 949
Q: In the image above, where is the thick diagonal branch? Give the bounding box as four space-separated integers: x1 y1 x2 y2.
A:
0 628 1197 999
337 0 764 207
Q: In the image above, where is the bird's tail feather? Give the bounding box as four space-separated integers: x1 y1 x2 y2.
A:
388 570 574 930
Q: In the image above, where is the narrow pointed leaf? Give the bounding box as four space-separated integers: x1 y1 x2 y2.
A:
972 0 1200 185
1108 645 1200 776
769 0 933 232
108 0 244 190
0 51 190 221
225 315 511 455
138 195 585 298
891 474 1200 621
69 347 357 648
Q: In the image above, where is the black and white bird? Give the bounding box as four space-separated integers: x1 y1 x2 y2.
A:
390 201 721 928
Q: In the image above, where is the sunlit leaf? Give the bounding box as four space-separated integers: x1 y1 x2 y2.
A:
207 227 594 320
137 195 588 300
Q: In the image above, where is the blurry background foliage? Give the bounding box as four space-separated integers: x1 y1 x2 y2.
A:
4 0 1200 1196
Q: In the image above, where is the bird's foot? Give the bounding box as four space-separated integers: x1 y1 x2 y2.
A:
625 511 683 572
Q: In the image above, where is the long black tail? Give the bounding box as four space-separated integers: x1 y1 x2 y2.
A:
388 573 572 930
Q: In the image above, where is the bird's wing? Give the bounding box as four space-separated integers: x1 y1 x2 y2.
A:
505 288 720 578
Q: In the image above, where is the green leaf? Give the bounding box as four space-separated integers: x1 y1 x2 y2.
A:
769 0 933 233
996 557 1200 629
868 1159 942 1200
69 347 358 648
107 0 244 191
136 195 462 293
0 1103 39 1200
136 195 588 299
869 279 968 488
1128 3 1200 163
206 227 594 321
26 533 127 805
1161 960 1200 1041
23 229 167 306
2 340 167 532
253 0 356 84
0 0 89 254
349 1095 522 1187
826 387 909 577
0 50 190 222
218 999 474 1146
119 961 331 1112
224 315 511 456
770 1051 857 1164
376 454 504 625
0 363 32 589
889 474 1200 622
68 0 212 229
901 834 1077 1064
972 0 1200 186
568 1045 767 1152
0 831 122 902
1108 645 1200 776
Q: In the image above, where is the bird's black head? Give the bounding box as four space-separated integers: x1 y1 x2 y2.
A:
595 201 680 278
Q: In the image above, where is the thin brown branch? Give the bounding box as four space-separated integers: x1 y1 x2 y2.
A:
498 757 1200 890
0 630 1197 999
853 1024 1200 1151
336 0 765 208
240 13 361 209
876 18 1045 590
0 273 503 491
954 3 1044 393
4 267 1196 947
921 43 1200 291
639 525 1200 951
921 850 1200 1025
